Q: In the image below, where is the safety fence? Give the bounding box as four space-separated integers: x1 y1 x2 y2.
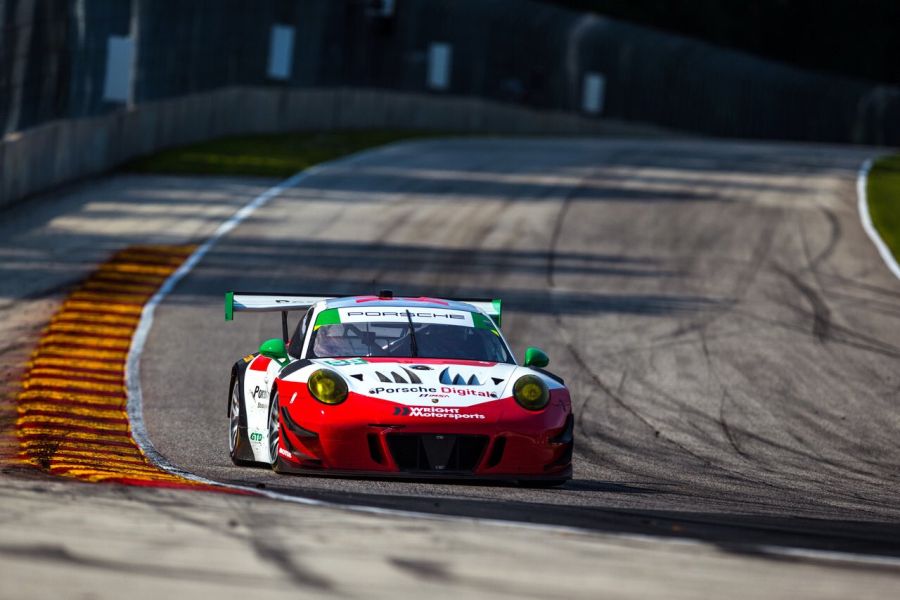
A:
4 0 897 144
1 0 897 206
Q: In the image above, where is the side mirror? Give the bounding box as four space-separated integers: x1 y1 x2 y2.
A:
523 347 549 368
259 338 288 361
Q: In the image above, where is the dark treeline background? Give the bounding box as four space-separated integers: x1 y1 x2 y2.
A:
544 0 897 85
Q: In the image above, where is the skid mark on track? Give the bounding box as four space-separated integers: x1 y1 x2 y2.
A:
718 390 748 459
12 245 226 490
800 208 842 272
543 166 723 468
776 266 833 343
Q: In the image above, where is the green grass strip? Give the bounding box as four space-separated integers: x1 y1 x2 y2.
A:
121 130 446 178
867 154 900 264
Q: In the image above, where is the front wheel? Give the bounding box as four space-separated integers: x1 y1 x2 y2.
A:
268 388 284 473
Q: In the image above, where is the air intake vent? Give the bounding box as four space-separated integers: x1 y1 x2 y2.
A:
367 434 384 464
386 434 488 472
486 436 506 468
439 369 481 386
374 368 423 385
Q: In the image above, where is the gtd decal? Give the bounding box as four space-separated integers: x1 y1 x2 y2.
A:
250 432 264 442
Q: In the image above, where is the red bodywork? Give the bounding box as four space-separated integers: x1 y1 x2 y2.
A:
273 376 573 481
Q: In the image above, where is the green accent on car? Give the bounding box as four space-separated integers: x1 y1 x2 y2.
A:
491 298 502 327
225 291 234 321
250 432 264 442
472 312 498 333
259 338 288 362
523 347 549 368
314 308 342 330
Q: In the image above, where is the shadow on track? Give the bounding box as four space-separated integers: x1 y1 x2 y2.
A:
244 476 900 560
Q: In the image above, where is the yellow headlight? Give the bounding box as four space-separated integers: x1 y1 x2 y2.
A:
307 369 348 405
513 375 549 411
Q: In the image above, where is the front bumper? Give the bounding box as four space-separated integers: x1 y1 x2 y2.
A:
274 387 574 481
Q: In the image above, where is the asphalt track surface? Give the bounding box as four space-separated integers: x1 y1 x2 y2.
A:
141 138 900 557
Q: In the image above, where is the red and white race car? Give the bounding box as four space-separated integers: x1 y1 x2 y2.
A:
226 291 573 485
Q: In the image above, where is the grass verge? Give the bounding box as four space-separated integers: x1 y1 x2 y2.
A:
122 130 446 178
867 154 900 264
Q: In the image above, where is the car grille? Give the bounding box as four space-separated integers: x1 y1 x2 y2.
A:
386 434 488 473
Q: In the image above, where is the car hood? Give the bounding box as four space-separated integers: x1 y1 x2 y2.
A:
305 357 523 407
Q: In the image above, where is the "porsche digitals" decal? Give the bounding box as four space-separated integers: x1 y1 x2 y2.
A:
369 386 496 398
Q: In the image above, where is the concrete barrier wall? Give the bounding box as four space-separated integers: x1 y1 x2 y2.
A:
0 86 662 210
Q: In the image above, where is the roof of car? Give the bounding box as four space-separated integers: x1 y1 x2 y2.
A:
321 296 478 312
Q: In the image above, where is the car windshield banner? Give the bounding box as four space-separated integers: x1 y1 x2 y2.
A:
334 307 475 327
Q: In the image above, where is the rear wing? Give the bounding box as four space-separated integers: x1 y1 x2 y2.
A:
225 292 334 341
224 292 332 320
224 291 503 340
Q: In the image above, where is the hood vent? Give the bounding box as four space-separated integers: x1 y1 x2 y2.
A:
374 368 422 385
439 369 481 386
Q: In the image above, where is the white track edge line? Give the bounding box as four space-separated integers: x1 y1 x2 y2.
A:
122 145 900 569
857 157 900 280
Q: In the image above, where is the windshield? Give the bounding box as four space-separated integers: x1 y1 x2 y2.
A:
308 309 512 363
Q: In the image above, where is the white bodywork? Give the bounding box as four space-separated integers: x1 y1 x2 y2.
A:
242 356 283 461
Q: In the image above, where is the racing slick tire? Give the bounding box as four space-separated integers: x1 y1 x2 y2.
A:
268 387 287 474
228 368 256 466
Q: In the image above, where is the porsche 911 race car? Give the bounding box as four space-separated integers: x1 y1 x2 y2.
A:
225 291 573 485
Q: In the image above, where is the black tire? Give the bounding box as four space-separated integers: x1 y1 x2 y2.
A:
228 372 256 466
268 387 285 474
